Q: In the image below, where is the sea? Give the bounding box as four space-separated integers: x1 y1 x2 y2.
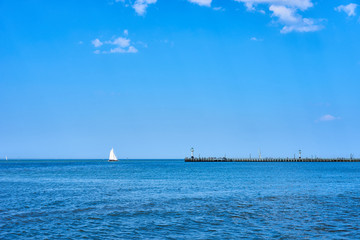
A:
0 160 359 239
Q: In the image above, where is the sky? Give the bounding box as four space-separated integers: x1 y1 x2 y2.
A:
0 0 359 159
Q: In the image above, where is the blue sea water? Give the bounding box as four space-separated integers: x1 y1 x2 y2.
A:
0 160 359 239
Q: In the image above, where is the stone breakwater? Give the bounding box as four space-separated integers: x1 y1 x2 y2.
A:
185 157 360 162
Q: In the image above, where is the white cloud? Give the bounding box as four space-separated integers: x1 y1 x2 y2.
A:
245 2 256 11
108 37 138 53
280 18 323 33
188 0 212 7
235 0 322 33
108 37 130 48
91 38 103 47
236 0 313 11
133 0 157 16
213 6 225 11
127 46 139 53
250 37 263 41
318 114 338 122
91 31 138 54
269 5 298 22
110 46 138 53
335 3 358 17
124 29 129 36
269 4 322 33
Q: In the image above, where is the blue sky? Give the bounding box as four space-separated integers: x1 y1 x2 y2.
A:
0 0 359 159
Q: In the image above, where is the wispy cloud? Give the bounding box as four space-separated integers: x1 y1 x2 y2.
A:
317 114 339 122
335 3 358 17
269 5 298 22
133 0 157 15
116 0 157 16
250 37 263 41
188 0 212 7
235 0 323 33
117 0 215 14
276 18 323 34
213 6 225 11
237 0 313 11
91 31 138 54
113 0 323 33
109 45 138 53
91 39 103 48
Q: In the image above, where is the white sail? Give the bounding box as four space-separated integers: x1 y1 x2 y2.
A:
109 148 118 161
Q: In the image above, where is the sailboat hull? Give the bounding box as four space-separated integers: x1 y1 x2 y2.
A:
108 159 119 162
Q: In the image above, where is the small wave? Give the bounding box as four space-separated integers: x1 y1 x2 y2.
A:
72 207 95 213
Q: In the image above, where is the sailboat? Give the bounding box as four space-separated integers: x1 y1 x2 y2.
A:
108 148 118 162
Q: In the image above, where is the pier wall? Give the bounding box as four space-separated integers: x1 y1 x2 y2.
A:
185 157 360 162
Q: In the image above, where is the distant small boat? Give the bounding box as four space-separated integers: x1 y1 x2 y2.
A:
5 156 7 161
108 148 118 162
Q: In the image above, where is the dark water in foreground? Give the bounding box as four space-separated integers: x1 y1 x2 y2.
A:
0 160 359 239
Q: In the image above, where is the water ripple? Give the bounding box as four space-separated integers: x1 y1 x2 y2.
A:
0 161 359 239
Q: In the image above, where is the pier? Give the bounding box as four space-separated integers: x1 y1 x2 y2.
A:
185 157 360 162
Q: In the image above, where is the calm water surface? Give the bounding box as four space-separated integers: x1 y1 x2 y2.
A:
0 160 359 239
